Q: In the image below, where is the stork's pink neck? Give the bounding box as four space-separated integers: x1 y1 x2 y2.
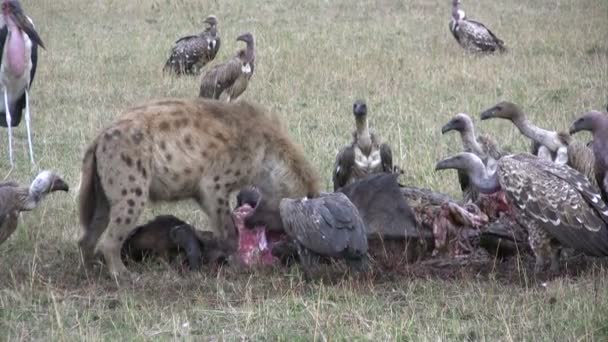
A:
5 14 26 77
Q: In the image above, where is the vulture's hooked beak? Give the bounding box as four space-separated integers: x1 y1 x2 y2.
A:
479 106 499 121
435 157 458 172
50 177 69 192
569 117 590 136
5 1 45 49
441 119 457 134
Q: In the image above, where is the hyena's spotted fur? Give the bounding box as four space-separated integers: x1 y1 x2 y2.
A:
78 98 320 278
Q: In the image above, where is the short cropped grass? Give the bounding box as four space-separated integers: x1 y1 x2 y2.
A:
0 0 607 340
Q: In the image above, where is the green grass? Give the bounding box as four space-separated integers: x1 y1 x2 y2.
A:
1 0 607 339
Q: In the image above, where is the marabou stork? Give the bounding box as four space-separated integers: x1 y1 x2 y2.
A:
0 0 44 166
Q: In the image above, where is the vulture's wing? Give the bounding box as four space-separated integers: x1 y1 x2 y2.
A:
499 154 608 256
459 19 504 52
279 193 367 257
174 34 198 45
332 145 355 191
199 57 243 99
379 143 393 172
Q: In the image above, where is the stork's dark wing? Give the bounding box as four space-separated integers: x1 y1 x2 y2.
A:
499 154 608 256
339 173 419 239
332 145 355 191
279 193 368 257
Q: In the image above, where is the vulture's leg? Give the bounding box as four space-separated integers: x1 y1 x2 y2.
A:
24 89 35 165
549 244 562 274
528 224 553 274
4 89 14 167
297 243 315 281
346 255 369 274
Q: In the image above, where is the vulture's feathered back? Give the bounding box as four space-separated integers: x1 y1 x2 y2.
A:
279 192 368 260
163 15 221 75
449 0 506 53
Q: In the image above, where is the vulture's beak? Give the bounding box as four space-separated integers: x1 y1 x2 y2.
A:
568 118 586 136
7 3 45 49
435 157 458 171
480 106 498 120
50 177 69 192
441 120 456 134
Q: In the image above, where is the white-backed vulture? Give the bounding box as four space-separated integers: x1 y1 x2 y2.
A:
570 110 608 202
449 0 506 53
242 189 369 278
436 152 608 273
199 32 255 102
332 100 394 191
441 113 504 202
0 171 69 245
480 101 596 186
163 15 220 75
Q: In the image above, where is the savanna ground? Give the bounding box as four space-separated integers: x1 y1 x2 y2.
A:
1 0 607 340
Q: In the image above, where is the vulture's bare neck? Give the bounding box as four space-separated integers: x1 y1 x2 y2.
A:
512 117 562 151
460 127 484 157
355 117 372 154
242 42 255 63
468 158 501 194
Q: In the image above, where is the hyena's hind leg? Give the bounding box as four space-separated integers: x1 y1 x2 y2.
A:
78 185 110 272
96 195 148 279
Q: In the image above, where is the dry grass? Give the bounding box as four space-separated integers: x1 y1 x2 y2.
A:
1 0 607 340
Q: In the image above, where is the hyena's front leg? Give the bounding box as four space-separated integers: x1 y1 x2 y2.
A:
198 180 239 253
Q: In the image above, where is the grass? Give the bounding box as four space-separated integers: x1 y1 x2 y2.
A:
1 0 607 339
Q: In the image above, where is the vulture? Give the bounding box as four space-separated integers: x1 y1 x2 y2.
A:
242 190 369 278
163 15 220 75
449 0 506 53
435 152 608 273
121 215 231 270
570 110 608 202
480 101 596 185
199 32 255 102
0 170 69 245
332 100 394 191
441 112 504 202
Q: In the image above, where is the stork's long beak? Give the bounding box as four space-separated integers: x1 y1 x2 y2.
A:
10 6 45 49
50 177 69 192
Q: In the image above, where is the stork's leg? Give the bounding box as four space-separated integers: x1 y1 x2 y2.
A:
24 89 35 165
4 89 14 167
